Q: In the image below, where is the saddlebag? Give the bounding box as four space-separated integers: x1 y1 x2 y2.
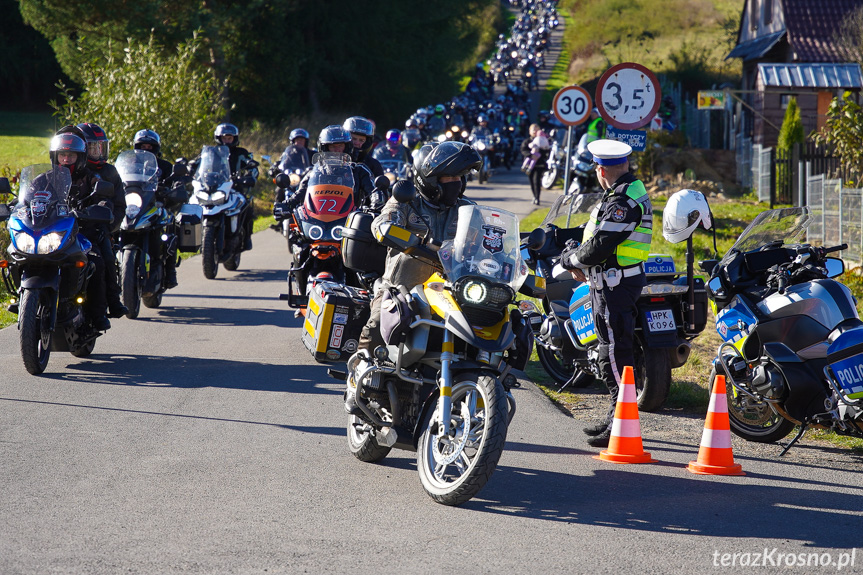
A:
302 280 371 363
341 210 387 277
176 204 203 252
380 286 415 345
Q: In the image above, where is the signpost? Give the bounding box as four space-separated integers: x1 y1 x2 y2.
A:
551 85 592 196
595 62 661 151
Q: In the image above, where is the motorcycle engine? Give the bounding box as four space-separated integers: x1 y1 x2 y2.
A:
750 363 787 400
538 316 562 348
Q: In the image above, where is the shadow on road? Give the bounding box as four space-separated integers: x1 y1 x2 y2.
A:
132 305 297 328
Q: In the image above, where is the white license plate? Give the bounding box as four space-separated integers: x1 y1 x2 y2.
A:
645 309 676 332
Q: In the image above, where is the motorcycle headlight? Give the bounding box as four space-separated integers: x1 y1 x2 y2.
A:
12 230 36 254
289 174 301 187
476 141 486 151
455 277 514 308
195 190 210 202
307 225 323 240
211 191 227 205
330 226 344 241
462 280 488 304
437 134 447 143
461 130 469 139
37 231 67 254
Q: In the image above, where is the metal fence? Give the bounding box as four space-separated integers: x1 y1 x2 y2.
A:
805 174 863 266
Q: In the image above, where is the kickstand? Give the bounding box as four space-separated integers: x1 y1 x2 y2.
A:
778 424 807 457
559 370 590 392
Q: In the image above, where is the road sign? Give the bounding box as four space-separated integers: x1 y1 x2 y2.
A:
551 85 592 126
595 63 661 130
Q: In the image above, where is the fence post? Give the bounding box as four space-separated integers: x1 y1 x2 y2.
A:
792 142 800 206
770 148 775 209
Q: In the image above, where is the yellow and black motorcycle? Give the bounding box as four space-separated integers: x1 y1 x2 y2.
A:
342 201 543 506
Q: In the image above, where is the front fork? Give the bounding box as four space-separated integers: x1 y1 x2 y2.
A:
438 330 454 436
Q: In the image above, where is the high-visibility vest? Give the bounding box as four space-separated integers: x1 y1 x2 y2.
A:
586 117 604 142
582 180 652 267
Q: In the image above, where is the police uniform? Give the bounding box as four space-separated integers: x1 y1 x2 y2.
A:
561 140 652 442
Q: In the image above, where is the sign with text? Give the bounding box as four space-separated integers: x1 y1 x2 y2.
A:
606 126 647 152
551 85 592 126
596 63 661 130
698 90 726 110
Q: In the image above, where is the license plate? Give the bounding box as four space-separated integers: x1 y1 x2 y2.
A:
645 309 676 332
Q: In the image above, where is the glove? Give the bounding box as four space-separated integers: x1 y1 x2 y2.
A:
559 238 580 270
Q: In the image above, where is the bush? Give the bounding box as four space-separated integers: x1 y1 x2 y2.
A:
51 33 224 160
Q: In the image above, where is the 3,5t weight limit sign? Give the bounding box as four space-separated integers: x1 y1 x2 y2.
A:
552 85 592 126
596 63 661 130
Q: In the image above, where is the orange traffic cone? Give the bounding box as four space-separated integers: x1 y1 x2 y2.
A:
595 366 655 464
687 374 745 476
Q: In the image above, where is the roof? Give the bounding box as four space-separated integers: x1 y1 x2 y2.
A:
727 30 786 61
784 0 862 62
757 62 863 88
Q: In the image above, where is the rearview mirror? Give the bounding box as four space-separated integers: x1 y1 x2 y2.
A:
0 203 10 221
825 257 844 278
0 177 10 195
525 228 546 251
374 175 391 192
172 163 188 178
275 173 292 189
391 180 415 204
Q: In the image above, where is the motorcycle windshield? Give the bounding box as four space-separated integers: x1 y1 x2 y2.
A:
194 145 231 188
116 149 159 191
304 152 355 223
280 146 311 173
540 192 603 228
721 207 811 265
15 164 73 231
440 205 528 291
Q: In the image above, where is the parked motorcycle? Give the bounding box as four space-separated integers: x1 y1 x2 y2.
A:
189 145 249 279
342 197 543 505
704 206 863 452
0 165 114 374
525 192 708 411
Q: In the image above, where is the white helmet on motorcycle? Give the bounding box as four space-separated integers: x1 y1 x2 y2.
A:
663 189 712 243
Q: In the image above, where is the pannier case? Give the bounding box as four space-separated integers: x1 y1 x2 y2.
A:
176 204 203 252
302 280 371 363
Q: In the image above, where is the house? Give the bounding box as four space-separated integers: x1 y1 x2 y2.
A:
726 0 863 146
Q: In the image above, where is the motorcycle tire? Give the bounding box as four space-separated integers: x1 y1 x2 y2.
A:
120 251 141 319
70 339 96 358
417 373 508 506
202 225 219 279
347 415 391 463
634 335 671 412
536 344 592 388
19 288 52 375
541 167 559 189
710 366 795 443
223 250 241 272
142 293 163 309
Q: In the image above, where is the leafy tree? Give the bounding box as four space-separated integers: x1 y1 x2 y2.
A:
776 97 804 192
51 34 223 159
813 91 863 185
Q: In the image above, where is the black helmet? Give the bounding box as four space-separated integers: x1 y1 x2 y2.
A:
342 116 374 156
134 129 162 157
317 125 353 155
214 123 239 147
415 141 481 205
76 122 110 168
49 133 87 174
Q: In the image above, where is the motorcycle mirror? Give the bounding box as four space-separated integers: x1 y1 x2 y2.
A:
525 227 546 251
172 163 188 177
79 204 114 225
93 180 114 199
0 177 10 195
825 257 845 278
374 175 391 192
274 173 292 189
391 180 416 204
699 259 719 275
0 203 10 222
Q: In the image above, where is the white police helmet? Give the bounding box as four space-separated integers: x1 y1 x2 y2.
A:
663 189 712 243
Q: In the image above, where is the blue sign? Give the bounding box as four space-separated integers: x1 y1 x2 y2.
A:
606 126 647 152
830 353 863 398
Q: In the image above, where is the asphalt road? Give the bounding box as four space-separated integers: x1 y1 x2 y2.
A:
1 173 862 574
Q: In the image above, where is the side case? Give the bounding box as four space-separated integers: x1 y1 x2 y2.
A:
176 204 204 252
302 280 371 363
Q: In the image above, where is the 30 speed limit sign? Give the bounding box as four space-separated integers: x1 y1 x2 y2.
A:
552 85 592 126
595 63 661 130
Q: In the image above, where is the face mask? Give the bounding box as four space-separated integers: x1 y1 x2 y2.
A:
438 180 462 206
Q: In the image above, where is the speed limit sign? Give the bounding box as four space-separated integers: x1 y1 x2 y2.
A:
552 85 592 126
595 63 661 130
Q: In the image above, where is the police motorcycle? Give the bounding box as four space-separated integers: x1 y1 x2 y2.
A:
703 206 863 452
189 145 249 279
339 193 543 505
524 191 708 411
0 165 114 374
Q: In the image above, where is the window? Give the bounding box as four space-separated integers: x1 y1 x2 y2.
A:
781 94 794 109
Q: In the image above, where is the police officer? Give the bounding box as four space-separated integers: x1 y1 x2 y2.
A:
560 139 653 448
586 108 606 143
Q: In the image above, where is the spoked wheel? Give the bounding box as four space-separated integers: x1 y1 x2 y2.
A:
634 335 671 412
541 167 559 189
19 288 53 375
417 373 508 506
202 225 219 279
347 415 392 463
120 250 141 319
711 366 795 443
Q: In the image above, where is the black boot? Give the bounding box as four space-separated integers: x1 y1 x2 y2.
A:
108 301 128 319
93 315 111 331
165 264 178 289
583 420 611 437
587 428 612 448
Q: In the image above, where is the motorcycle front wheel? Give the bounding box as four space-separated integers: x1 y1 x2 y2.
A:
710 366 795 443
634 335 671 412
202 225 219 279
417 373 508 506
19 288 53 375
120 250 141 319
541 167 559 189
347 415 392 463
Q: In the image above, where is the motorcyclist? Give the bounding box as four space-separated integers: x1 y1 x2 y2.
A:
469 115 493 141
372 130 410 164
348 142 482 408
273 128 313 203
47 133 112 330
426 104 448 138
213 123 257 251
343 116 383 178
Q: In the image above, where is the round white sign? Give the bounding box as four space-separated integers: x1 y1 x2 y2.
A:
595 63 661 130
552 85 592 127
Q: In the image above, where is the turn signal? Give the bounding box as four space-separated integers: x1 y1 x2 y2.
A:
0 260 7 268
74 260 86 268
76 296 85 304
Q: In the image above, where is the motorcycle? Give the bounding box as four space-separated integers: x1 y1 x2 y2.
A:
541 128 567 189
703 206 863 452
116 150 193 317
0 165 114 374
525 192 708 411
470 133 495 184
342 195 543 505
189 145 249 279
271 148 312 243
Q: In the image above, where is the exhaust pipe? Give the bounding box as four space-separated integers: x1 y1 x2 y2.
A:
670 341 691 368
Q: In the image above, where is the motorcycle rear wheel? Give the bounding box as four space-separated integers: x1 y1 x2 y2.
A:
202 225 219 279
417 373 508 506
19 288 52 375
120 250 141 319
536 344 593 388
634 336 671 412
710 366 795 443
347 415 391 463
541 167 559 189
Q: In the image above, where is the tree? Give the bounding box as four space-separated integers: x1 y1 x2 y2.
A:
776 97 804 192
813 91 863 185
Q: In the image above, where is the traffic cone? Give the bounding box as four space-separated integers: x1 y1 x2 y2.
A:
687 374 745 476
595 366 655 464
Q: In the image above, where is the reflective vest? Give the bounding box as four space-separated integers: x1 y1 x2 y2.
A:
582 179 652 267
586 117 604 143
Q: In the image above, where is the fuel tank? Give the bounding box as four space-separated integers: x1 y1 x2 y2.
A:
756 279 858 329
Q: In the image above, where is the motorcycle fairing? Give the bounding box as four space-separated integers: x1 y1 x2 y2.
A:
826 327 863 401
304 184 354 223
644 254 676 276
715 295 758 348
568 283 596 346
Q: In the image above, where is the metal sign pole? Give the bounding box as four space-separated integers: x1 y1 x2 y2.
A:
563 125 574 226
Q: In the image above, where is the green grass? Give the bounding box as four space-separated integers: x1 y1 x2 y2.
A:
0 111 56 173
